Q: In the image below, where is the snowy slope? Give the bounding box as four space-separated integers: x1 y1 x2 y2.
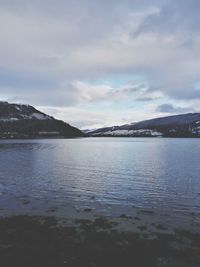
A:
87 113 200 137
0 102 84 138
0 102 52 121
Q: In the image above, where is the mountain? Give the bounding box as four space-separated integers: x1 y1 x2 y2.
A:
0 101 84 138
86 113 200 137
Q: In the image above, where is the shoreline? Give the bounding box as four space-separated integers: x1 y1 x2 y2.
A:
1 190 200 237
1 136 200 140
0 214 200 267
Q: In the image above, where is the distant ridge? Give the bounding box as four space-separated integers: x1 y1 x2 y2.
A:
86 113 200 137
0 101 84 138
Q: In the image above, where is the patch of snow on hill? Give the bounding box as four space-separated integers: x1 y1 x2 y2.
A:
0 118 19 122
15 106 22 111
192 126 200 134
30 113 51 120
92 129 163 137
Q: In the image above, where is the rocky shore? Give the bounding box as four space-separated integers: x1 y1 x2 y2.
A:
0 215 200 267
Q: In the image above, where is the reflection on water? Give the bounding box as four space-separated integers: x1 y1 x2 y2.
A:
0 138 200 227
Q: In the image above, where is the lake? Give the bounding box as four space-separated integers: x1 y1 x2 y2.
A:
0 137 200 231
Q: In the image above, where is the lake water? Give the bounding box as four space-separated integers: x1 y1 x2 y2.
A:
0 138 200 230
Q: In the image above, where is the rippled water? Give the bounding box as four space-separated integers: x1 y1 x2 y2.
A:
0 138 200 227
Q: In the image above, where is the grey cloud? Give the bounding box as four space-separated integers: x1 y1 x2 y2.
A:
132 0 200 101
156 104 193 114
0 0 199 128
2 82 81 107
137 0 200 36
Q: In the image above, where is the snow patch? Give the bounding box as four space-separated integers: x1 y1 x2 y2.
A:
0 118 19 122
92 129 163 137
192 126 200 134
30 113 50 120
15 106 22 111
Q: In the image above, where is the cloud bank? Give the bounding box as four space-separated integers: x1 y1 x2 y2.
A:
0 0 199 128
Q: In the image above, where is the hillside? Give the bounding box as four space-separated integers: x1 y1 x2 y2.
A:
86 113 200 137
0 102 84 138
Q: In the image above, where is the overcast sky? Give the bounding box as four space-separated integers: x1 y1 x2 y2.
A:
0 0 200 129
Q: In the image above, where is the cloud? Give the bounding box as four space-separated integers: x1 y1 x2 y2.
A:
40 102 164 129
134 0 200 100
137 0 200 36
70 81 165 105
156 104 193 114
0 0 199 128
40 106 132 129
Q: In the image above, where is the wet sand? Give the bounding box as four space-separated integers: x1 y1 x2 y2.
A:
0 215 200 267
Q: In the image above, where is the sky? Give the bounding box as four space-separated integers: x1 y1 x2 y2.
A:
0 0 200 129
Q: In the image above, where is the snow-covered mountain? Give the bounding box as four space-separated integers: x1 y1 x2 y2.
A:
0 101 84 138
86 113 200 137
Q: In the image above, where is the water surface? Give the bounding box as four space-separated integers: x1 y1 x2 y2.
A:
0 138 200 230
